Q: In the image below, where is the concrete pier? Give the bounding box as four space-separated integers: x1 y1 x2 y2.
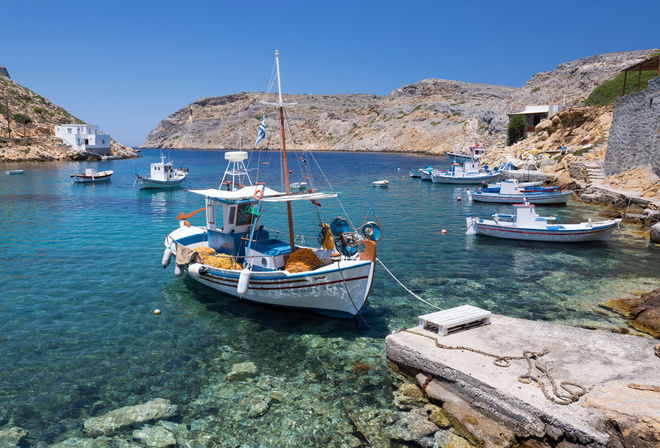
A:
386 314 660 448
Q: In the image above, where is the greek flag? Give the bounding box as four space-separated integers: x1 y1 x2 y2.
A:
255 115 266 146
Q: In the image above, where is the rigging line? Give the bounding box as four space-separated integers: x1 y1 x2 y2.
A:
306 150 358 230
376 258 443 311
337 259 387 339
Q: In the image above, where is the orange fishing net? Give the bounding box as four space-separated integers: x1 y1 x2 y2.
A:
285 248 320 273
194 246 243 270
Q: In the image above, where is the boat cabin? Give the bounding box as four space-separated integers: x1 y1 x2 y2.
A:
450 160 481 176
150 155 178 181
498 179 522 195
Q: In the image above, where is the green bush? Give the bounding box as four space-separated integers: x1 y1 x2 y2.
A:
586 70 658 106
507 115 526 146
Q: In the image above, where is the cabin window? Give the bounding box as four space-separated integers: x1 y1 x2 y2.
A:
236 204 254 226
227 206 236 225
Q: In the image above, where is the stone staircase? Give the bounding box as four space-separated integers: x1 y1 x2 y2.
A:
583 161 605 184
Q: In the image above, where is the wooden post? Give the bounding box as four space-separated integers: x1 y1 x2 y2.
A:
622 71 628 96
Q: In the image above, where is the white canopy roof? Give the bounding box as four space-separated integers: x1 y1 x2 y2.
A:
261 191 337 203
190 185 337 203
190 185 281 201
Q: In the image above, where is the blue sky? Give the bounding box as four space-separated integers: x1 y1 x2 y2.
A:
2 0 658 146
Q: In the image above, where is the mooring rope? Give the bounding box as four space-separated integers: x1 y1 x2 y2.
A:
376 258 443 311
399 329 587 405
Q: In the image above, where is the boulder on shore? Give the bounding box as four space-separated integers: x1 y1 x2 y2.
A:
603 288 660 338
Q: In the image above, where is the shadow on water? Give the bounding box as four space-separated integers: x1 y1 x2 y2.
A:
180 276 372 339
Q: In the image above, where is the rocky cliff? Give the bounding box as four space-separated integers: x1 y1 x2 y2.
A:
141 50 657 155
0 67 138 160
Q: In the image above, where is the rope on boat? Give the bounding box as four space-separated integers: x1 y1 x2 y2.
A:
376 258 442 311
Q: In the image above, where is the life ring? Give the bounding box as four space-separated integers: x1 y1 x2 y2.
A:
253 189 263 200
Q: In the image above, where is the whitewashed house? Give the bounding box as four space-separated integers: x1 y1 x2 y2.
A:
507 103 565 133
55 124 112 156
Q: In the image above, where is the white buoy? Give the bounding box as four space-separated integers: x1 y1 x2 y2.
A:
154 309 162 315
162 248 173 268
237 268 251 297
174 264 183 277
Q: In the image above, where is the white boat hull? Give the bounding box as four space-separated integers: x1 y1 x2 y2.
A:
185 258 375 317
471 191 572 205
71 171 113 183
471 220 620 242
432 172 501 184
138 174 186 190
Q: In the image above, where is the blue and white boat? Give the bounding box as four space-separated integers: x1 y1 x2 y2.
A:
160 51 382 318
431 160 501 184
135 154 187 190
466 202 620 242
467 179 573 205
446 146 486 163
419 166 434 181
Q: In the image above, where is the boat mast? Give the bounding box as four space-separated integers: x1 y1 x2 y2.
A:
275 50 296 253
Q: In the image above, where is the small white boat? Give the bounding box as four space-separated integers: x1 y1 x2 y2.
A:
419 166 434 181
467 179 573 205
466 202 621 242
5 169 25 175
161 51 382 318
70 168 113 183
446 146 486 163
135 154 187 190
431 160 501 184
372 180 389 188
408 169 421 178
289 181 308 190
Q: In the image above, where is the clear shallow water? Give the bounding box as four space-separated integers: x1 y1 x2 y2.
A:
1 149 659 445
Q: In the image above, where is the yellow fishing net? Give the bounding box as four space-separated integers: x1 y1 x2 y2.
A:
285 248 320 273
194 246 243 270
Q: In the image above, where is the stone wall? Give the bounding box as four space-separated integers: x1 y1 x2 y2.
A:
604 77 660 177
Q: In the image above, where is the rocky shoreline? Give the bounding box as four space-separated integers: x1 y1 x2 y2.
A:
0 136 139 162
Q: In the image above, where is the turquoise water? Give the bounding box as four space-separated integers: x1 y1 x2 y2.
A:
1 149 659 445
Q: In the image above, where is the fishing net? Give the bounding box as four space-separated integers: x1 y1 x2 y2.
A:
195 246 243 270
285 248 320 273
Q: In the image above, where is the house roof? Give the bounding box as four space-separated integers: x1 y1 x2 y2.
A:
507 105 550 116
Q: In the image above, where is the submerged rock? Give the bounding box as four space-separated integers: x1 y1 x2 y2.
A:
387 409 439 442
227 361 257 381
83 398 177 437
393 382 428 410
650 223 660 244
0 426 27 447
132 426 177 448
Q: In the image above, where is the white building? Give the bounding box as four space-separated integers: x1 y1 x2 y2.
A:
55 124 112 155
507 103 565 133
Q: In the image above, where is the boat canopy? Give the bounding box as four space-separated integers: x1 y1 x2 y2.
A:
261 191 337 203
190 186 281 202
190 186 337 203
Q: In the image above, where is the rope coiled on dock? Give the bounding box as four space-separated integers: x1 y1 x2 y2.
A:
403 329 586 405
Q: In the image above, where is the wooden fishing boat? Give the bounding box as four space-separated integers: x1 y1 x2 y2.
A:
467 179 572 205
446 146 486 163
70 168 113 183
431 160 501 184
466 202 620 242
161 51 382 318
135 154 187 190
